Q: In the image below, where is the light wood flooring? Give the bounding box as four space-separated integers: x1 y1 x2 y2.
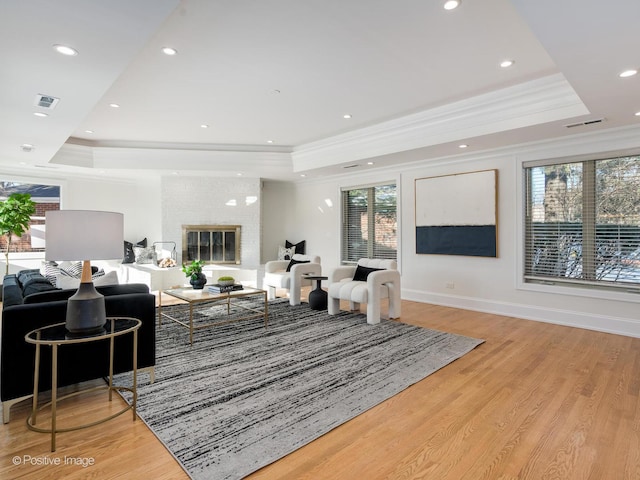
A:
2 295 640 479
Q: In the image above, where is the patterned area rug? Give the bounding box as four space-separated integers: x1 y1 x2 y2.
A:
119 298 483 480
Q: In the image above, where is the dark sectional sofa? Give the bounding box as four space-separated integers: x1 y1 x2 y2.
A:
1 269 156 423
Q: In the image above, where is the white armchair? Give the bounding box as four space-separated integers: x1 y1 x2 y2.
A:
263 254 322 305
327 258 401 325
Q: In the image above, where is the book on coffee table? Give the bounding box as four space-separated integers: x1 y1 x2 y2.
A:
208 284 244 293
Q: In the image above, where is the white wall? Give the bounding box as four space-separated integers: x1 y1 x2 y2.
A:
0 173 162 274
287 125 640 337
64 176 162 243
161 175 261 268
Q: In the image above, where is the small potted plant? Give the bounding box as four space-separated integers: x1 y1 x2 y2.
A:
217 276 235 286
182 259 206 289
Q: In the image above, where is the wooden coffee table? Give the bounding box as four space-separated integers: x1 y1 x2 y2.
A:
158 286 268 345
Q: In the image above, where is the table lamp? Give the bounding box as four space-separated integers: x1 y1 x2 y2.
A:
45 210 124 336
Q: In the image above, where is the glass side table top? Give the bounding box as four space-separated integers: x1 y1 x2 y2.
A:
25 318 141 345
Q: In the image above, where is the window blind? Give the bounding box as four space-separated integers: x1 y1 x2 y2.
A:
524 156 640 290
341 183 397 263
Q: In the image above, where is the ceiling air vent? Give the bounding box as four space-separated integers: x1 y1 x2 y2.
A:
343 164 360 169
34 94 60 109
564 118 605 129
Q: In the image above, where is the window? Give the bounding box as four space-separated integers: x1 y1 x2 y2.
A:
341 183 397 263
523 155 640 291
0 181 60 253
182 225 241 264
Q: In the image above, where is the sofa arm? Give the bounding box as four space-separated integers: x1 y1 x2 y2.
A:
329 266 356 283
367 269 400 288
265 260 289 274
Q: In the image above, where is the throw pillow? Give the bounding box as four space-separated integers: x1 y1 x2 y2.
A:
59 261 83 278
278 245 295 261
285 240 306 255
352 265 383 281
56 270 119 290
43 261 60 286
133 246 156 264
286 258 310 272
123 237 147 264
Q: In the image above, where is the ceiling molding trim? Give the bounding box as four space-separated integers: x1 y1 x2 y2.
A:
291 73 589 172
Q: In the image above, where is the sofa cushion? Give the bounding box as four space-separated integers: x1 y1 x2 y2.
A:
22 278 58 297
2 275 24 307
16 269 42 286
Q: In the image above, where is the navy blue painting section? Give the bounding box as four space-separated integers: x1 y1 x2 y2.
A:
416 225 497 257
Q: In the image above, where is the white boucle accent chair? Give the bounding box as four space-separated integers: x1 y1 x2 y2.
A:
327 258 401 325
263 254 322 305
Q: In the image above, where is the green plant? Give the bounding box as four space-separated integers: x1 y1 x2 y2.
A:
182 259 205 279
0 193 36 275
218 276 235 282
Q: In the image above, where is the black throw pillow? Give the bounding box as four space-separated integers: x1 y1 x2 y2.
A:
123 237 147 263
285 240 306 256
352 265 383 281
286 259 310 272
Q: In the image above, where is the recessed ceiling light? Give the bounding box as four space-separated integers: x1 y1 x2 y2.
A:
109 103 120 108
343 114 352 119
635 111 640 117
367 162 374 165
237 173 243 176
619 69 638 78
300 174 306 177
267 140 274 144
162 47 178 56
172 171 179 175
53 44 78 56
85 129 94 134
33 112 48 117
21 143 34 152
459 144 469 148
200 124 209 128
444 0 460 10
500 60 515 68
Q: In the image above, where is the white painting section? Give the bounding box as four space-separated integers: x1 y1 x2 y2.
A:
416 170 496 226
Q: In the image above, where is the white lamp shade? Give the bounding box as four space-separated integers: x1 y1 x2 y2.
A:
45 210 124 261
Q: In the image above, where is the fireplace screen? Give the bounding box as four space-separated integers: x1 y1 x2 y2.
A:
182 225 240 264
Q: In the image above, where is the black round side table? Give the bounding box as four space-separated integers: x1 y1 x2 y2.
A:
304 275 328 310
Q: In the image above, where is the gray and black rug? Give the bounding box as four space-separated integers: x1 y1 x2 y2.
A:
119 298 483 480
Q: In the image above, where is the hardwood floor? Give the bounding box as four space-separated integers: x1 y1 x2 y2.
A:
2 298 639 479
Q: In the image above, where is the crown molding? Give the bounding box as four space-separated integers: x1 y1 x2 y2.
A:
291 73 589 172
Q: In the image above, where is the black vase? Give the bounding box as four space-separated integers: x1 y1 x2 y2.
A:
190 272 207 289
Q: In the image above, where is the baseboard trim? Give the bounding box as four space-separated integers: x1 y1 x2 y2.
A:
402 289 640 338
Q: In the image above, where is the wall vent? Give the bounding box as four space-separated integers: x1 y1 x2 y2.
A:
564 118 605 128
34 94 60 109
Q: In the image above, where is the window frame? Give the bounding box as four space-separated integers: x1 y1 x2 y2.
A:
340 181 398 265
517 152 640 301
0 179 62 256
